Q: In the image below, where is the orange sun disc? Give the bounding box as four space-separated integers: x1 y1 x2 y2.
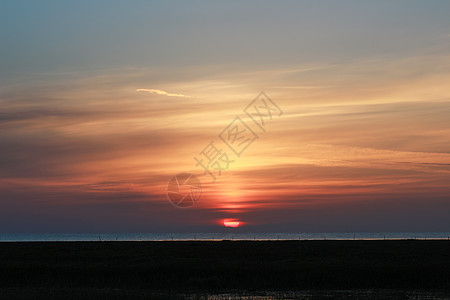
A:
223 219 240 227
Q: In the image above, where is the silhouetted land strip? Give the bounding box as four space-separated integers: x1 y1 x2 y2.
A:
1 240 449 298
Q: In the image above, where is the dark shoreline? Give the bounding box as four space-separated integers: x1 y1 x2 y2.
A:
1 240 450 299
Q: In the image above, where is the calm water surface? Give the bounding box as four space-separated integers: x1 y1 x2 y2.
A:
1 232 449 242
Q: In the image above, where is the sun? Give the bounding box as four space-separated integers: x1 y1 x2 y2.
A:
223 218 240 228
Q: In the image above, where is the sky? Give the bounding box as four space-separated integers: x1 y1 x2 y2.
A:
1 1 450 233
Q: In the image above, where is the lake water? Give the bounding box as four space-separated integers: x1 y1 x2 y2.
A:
1 232 450 242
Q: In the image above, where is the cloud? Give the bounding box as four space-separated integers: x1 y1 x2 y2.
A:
136 88 189 98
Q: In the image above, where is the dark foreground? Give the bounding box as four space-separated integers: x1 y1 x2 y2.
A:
1 240 450 299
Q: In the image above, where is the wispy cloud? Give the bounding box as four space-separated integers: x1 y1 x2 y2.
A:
136 88 189 98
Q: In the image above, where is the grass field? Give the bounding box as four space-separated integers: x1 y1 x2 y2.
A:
0 240 450 299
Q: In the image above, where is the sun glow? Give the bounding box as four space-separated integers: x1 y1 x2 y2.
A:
223 219 241 228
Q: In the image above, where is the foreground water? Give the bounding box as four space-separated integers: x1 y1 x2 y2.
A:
1 232 450 242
